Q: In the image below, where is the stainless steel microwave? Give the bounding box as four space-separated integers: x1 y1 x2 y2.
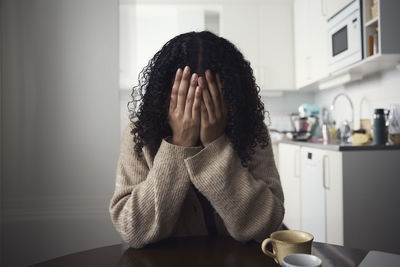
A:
328 0 363 73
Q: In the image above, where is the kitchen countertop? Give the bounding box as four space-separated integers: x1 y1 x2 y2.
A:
279 139 400 151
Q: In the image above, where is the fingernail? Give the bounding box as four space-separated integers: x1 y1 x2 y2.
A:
191 73 198 82
176 68 181 74
198 77 204 86
184 66 190 73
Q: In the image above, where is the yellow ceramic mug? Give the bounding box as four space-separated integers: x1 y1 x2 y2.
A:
261 230 314 265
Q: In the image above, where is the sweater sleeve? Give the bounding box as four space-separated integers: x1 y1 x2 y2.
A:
183 131 284 243
109 125 202 248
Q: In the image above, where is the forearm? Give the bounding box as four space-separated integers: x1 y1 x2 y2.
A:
109 139 202 248
184 135 284 242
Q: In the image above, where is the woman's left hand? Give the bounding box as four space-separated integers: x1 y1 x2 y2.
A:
199 70 228 147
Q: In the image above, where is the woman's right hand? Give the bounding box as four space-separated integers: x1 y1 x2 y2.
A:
168 66 202 147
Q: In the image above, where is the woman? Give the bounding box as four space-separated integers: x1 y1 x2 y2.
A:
109 31 284 248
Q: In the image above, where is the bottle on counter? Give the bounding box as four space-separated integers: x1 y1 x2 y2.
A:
373 27 379 55
373 108 387 145
388 104 400 145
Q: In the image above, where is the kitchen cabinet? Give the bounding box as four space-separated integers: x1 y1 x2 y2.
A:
299 147 343 244
278 143 301 230
323 149 344 246
279 141 400 252
300 147 327 243
293 0 329 89
279 143 343 244
221 5 258 73
325 0 354 19
258 2 294 91
361 0 400 61
221 1 294 91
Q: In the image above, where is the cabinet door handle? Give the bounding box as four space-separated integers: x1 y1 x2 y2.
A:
294 150 300 178
323 155 330 189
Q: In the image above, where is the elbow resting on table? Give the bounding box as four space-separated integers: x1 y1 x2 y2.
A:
110 216 156 249
120 231 148 249
228 198 285 243
109 203 154 249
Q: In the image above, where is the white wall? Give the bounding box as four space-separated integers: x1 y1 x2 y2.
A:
1 0 121 266
261 92 315 131
120 2 137 90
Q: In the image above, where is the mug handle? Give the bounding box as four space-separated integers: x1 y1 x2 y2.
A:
261 238 276 259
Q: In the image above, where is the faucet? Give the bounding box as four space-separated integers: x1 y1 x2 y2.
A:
330 93 354 142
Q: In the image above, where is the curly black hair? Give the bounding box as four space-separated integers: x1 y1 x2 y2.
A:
128 31 269 167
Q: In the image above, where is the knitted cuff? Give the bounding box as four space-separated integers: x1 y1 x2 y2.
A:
160 137 203 160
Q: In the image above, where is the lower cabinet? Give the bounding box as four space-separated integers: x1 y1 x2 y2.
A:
278 142 400 253
323 149 344 246
299 147 343 245
279 143 343 245
279 143 301 230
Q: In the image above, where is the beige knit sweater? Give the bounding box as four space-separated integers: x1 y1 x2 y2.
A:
109 124 284 248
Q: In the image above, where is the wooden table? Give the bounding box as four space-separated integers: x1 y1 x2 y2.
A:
31 236 368 267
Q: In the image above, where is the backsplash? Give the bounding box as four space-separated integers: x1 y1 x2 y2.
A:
314 68 400 129
261 67 400 132
261 91 314 132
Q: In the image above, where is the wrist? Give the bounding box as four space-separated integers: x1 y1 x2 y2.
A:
201 141 210 147
171 136 194 147
201 133 224 147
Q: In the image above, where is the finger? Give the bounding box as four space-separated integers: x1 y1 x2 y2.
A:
169 68 183 111
199 76 215 121
177 66 191 113
201 100 209 124
205 70 221 116
216 73 227 115
192 86 201 120
216 73 223 94
184 73 198 118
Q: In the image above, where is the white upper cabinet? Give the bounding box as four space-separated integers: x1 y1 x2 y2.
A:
258 2 295 91
325 0 354 19
307 0 329 83
221 1 295 91
221 5 259 71
294 0 329 89
293 0 309 88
